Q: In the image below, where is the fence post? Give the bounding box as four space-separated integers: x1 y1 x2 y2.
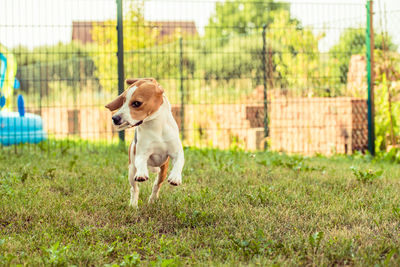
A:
179 36 185 140
116 0 125 144
366 0 375 155
262 24 269 150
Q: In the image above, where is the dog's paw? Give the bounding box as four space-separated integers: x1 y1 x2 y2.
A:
129 201 138 209
134 175 148 182
167 175 182 186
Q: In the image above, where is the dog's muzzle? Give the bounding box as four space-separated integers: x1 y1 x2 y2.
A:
112 115 122 125
112 115 143 129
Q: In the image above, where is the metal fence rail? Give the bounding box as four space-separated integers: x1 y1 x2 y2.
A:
1 0 399 155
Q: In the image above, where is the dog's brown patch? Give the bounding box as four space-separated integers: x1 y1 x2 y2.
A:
128 80 164 121
158 157 169 185
105 78 164 120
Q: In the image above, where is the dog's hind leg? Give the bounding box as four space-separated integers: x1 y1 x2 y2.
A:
149 157 169 203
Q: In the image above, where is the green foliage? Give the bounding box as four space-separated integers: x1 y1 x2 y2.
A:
12 42 99 98
120 253 141 267
374 49 400 153
266 10 322 94
375 73 400 152
43 242 70 266
393 205 400 220
201 10 321 96
257 154 325 172
206 0 290 39
328 28 397 86
199 34 263 82
12 42 91 66
309 231 324 252
229 230 268 259
0 253 16 266
350 166 383 183
91 1 191 91
375 148 400 163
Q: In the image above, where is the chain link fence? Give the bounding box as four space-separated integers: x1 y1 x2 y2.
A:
1 0 399 155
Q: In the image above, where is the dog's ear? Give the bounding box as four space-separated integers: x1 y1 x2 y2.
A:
141 81 163 95
105 93 125 111
126 78 156 86
156 84 164 94
125 78 139 85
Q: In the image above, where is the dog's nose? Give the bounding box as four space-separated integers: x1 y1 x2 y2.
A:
112 115 122 125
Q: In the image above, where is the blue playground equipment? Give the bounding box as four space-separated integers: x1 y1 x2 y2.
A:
0 44 47 146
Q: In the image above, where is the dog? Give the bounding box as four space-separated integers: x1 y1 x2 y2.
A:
105 78 184 208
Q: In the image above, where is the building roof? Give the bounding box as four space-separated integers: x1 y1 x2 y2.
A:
72 21 197 44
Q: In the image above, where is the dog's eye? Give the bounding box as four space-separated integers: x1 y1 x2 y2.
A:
132 101 142 108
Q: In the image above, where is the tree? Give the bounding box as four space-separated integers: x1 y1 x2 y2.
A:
201 9 321 96
91 1 159 92
205 0 290 39
329 28 397 85
12 42 91 66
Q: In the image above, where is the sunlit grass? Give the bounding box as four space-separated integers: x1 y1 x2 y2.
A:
1 143 400 265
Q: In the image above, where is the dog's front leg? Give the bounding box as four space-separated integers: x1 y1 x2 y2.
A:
128 164 139 208
167 150 184 186
134 154 150 182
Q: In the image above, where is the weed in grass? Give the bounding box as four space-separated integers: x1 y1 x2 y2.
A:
0 173 18 196
258 155 325 173
0 253 16 266
68 155 79 171
245 185 271 207
119 252 141 266
42 242 70 266
309 231 324 253
175 209 216 228
350 166 383 183
383 248 398 267
43 167 57 180
149 256 180 267
228 229 283 260
392 205 400 220
20 170 29 183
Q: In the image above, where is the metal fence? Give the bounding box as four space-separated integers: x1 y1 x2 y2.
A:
1 0 399 155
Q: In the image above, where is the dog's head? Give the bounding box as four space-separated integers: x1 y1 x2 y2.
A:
105 78 164 131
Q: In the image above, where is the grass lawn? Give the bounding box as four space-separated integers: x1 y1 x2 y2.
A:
1 143 400 266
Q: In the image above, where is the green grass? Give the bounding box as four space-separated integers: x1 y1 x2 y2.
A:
1 144 400 266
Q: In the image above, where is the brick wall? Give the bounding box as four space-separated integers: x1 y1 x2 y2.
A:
266 98 367 154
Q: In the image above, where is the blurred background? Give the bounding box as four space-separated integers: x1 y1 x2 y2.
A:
1 0 399 155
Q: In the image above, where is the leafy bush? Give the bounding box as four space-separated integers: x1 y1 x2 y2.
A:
374 50 400 153
13 43 99 98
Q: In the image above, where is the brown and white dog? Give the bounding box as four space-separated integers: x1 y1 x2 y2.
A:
105 78 184 208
